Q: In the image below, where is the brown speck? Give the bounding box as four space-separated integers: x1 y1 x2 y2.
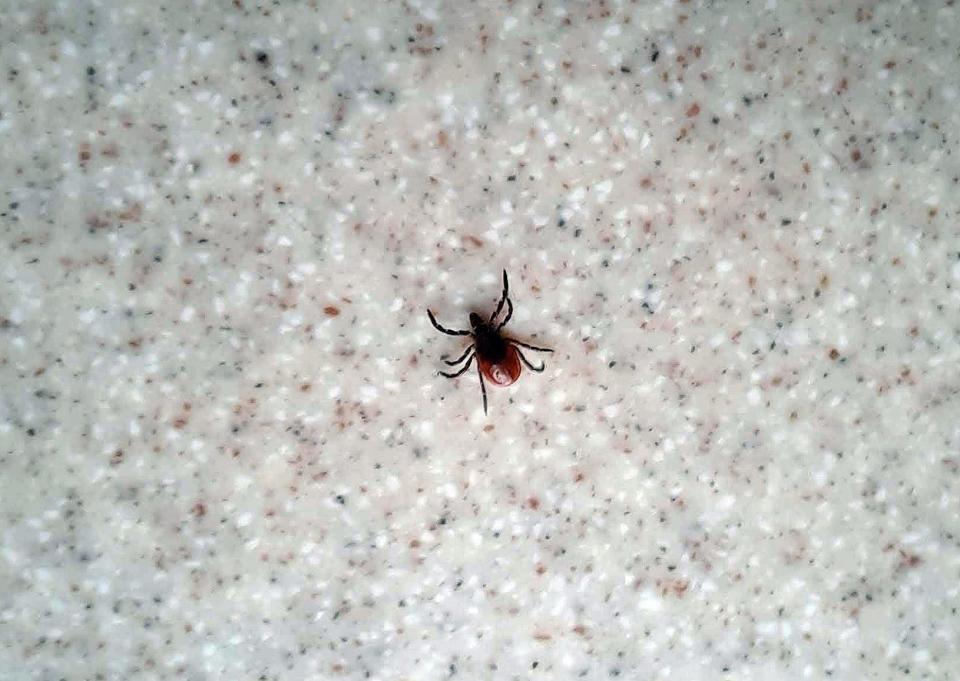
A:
228 152 242 165
324 305 341 317
527 496 540 510
898 550 921 569
436 130 448 147
110 449 124 466
685 102 700 117
533 632 552 641
535 563 546 575
828 348 840 360
192 502 206 518
483 424 495 432
300 382 312 392
465 235 484 248
851 149 862 163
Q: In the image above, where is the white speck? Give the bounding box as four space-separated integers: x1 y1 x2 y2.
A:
359 385 379 403
510 141 526 155
623 125 638 140
716 260 733 273
470 532 483 547
278 131 294 146
544 131 558 147
79 309 96 324
602 404 619 418
640 132 651 149
198 41 213 57
237 512 252 527
503 16 518 31
203 643 216 657
594 179 613 200
747 387 761 405
180 306 195 322
604 23 622 37
952 261 960 280
366 27 382 42
717 495 736 510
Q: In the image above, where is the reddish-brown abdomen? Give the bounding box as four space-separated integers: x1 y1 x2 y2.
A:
479 346 522 387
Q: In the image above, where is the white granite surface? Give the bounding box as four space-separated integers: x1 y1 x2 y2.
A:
2 0 960 679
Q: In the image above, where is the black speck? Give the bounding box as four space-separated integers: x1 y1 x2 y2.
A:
255 51 269 65
651 49 659 63
781 218 792 225
574 228 582 238
507 174 516 181
620 65 631 74
254 382 264 388
26 428 36 436
711 116 719 124
86 66 96 77
335 494 346 505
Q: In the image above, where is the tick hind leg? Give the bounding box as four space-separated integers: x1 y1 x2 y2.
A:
489 269 510 324
514 346 546 372
438 352 475 378
428 309 471 336
443 344 475 366
477 362 488 414
508 338 553 353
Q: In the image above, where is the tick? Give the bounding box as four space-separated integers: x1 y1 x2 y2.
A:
427 270 553 414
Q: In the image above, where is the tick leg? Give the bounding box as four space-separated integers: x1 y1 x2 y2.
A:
443 344 475 366
495 297 513 330
514 347 546 372
428 309 471 336
488 269 510 324
438 352 474 378
477 361 488 415
507 338 553 353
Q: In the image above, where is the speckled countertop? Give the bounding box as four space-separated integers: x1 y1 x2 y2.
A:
2 1 960 679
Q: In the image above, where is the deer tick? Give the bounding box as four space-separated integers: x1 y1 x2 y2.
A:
427 270 553 414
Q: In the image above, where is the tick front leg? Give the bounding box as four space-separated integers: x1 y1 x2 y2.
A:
489 269 510 324
495 296 513 330
507 338 553 353
438 352 475 378
428 309 471 336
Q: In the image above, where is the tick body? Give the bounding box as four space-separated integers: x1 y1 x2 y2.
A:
427 270 553 414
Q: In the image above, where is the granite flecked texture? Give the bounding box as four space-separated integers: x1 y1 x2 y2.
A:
2 1 960 679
